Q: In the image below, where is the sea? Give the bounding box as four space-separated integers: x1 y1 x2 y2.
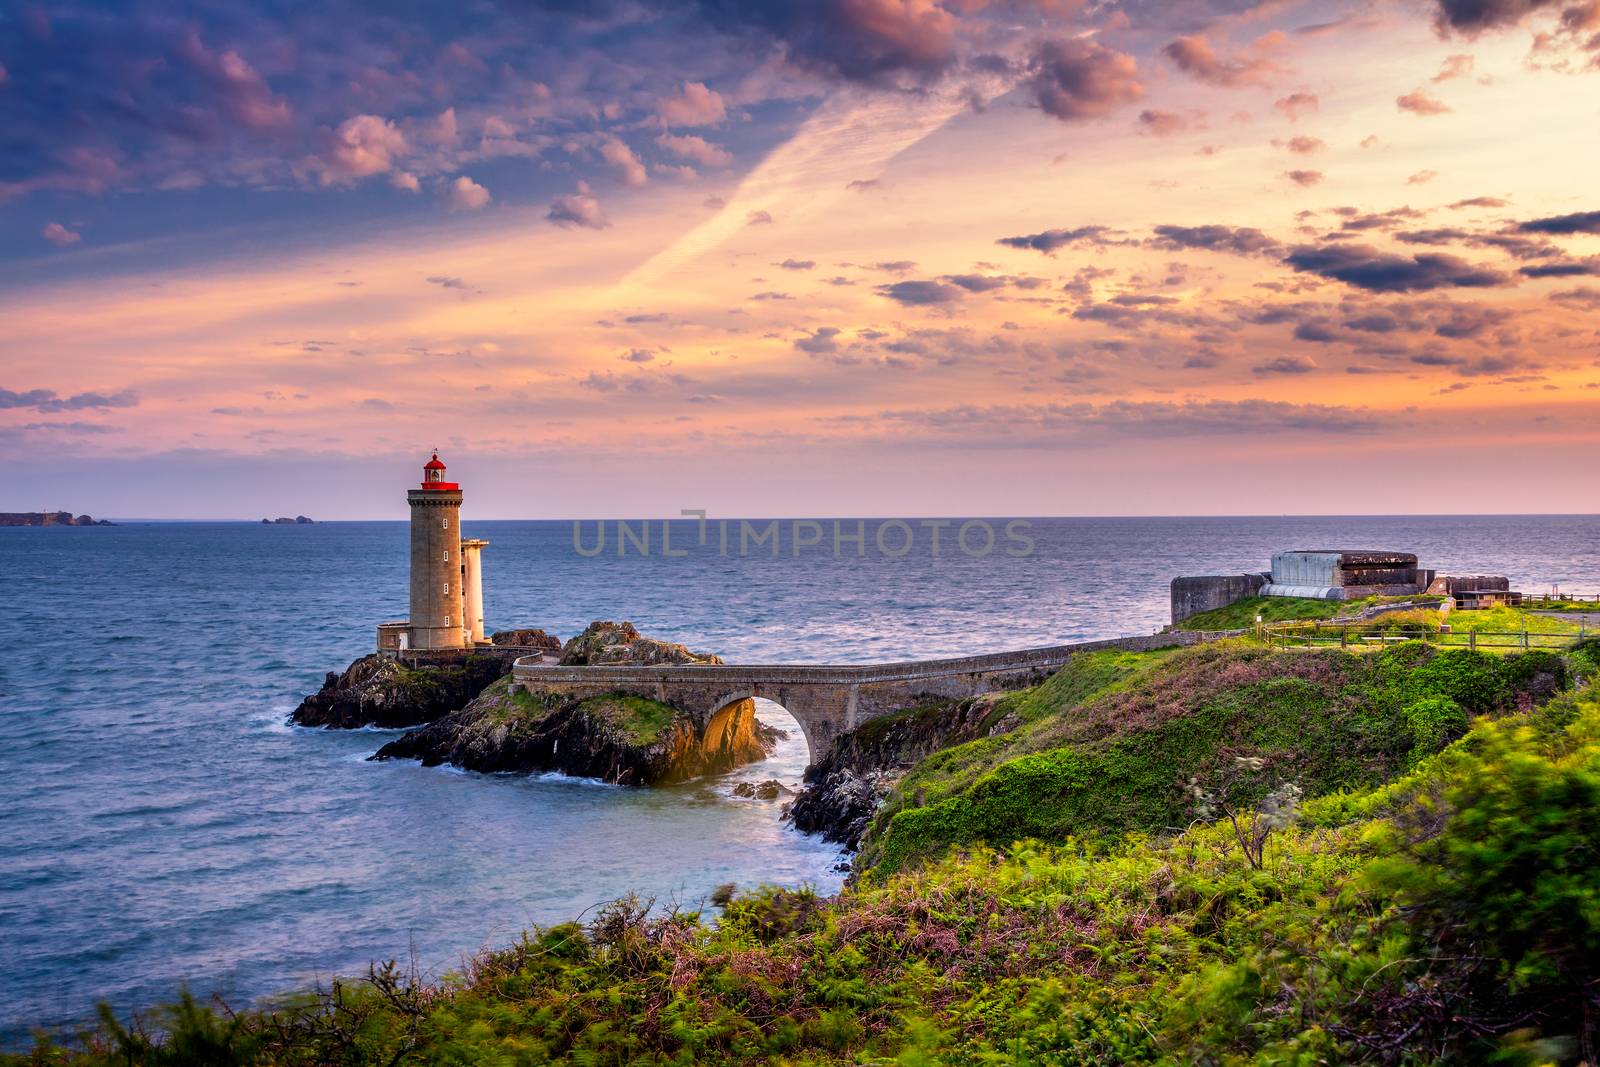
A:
2 515 1596 1046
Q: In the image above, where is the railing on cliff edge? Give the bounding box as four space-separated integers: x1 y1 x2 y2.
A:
1262 618 1587 651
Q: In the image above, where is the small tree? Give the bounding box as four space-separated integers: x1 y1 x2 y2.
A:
1187 756 1303 869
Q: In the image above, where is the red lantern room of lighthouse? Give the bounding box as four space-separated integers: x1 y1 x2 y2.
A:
419 452 459 491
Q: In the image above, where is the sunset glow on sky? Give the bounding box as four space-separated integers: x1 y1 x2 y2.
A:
2 0 1598 518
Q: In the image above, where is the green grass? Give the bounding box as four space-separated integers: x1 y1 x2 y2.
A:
1444 606 1581 635
577 694 679 747
21 677 1600 1065
1175 594 1343 630
858 639 1567 875
1179 594 1452 633
472 681 682 748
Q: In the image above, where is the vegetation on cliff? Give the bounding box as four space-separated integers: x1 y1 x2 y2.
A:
20 635 1600 1064
858 640 1567 874
16 650 1600 1064
371 675 740 783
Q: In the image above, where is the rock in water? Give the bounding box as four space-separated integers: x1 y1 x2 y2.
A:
557 620 722 666
490 628 563 653
371 621 773 785
372 680 782 785
290 652 517 729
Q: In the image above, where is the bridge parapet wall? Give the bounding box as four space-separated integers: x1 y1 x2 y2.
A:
510 631 1210 760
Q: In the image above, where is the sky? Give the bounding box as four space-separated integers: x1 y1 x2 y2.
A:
1 0 1598 519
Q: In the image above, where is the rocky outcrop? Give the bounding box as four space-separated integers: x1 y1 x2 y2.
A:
787 695 1011 849
491 628 563 653
261 516 314 524
557 620 722 666
358 621 776 785
290 652 518 729
0 511 112 526
372 679 782 785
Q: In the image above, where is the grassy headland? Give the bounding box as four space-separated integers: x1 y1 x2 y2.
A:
13 636 1600 1065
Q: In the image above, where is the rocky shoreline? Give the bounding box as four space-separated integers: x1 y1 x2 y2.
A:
292 622 782 786
785 694 1014 849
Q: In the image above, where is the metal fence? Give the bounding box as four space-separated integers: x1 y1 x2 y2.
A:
1264 619 1584 651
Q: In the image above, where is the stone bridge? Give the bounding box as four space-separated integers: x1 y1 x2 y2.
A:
512 631 1208 763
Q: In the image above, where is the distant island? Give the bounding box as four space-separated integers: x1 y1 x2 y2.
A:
261 516 314 524
0 511 113 527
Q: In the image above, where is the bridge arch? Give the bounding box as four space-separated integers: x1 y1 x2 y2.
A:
509 631 1206 775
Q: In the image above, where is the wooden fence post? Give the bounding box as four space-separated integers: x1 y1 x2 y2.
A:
1469 631 1477 651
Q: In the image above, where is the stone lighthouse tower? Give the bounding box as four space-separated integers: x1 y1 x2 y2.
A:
397 453 489 651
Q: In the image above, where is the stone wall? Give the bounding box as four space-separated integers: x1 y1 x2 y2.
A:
1170 574 1268 624
511 631 1212 761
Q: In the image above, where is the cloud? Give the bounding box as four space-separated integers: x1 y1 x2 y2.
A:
943 273 1020 292
1551 285 1600 308
778 258 816 270
323 114 408 181
1285 243 1512 291
746 210 774 226
1430 0 1562 33
877 279 966 305
1408 169 1440 184
1163 33 1279 87
546 181 609 229
1274 92 1319 120
600 137 648 186
1149 224 1281 256
426 275 467 289
657 81 726 126
1397 88 1452 115
692 0 959 85
656 133 732 167
1277 135 1324 154
1253 354 1319 374
996 226 1111 254
391 172 421 193
446 175 491 210
855 398 1386 441
1519 259 1600 276
1028 38 1144 122
1283 169 1323 186
1433 53 1476 80
795 326 843 355
1451 196 1510 209
1517 210 1600 234
176 28 292 133
41 222 81 246
0 387 138 412
619 348 655 362
1137 109 1192 136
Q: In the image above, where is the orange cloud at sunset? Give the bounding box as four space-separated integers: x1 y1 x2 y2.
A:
1 0 1597 517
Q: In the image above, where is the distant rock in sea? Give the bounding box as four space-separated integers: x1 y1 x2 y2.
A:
261 515 314 524
0 511 112 527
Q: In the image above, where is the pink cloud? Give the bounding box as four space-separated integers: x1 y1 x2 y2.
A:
658 82 726 126
447 175 491 210
656 133 732 167
547 181 608 229
323 115 408 182
41 222 81 247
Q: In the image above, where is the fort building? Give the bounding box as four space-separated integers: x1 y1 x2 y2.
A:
1171 548 1518 625
376 454 490 653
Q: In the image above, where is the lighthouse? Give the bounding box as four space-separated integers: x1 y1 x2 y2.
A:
376 453 489 653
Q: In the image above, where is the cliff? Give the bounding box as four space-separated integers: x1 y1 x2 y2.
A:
370 620 771 784
289 651 517 729
786 695 1009 848
37 637 1600 1064
371 677 781 784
